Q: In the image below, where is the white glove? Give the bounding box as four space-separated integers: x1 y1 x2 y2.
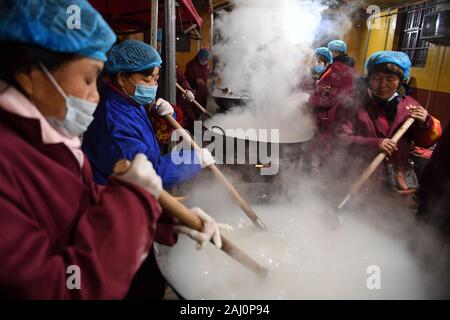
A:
113 154 163 198
184 90 195 102
155 98 174 116
196 148 216 168
173 207 233 250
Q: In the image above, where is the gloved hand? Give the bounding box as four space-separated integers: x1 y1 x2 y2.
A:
173 207 233 249
113 154 163 198
155 98 174 116
184 90 195 102
196 148 216 168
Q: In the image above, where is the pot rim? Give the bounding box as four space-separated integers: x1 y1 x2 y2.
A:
203 120 314 144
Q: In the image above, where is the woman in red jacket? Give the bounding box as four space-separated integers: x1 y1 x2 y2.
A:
176 63 198 130
337 51 442 194
0 0 223 299
309 47 356 137
306 47 356 173
185 49 211 111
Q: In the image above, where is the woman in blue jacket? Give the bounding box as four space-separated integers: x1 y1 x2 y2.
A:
82 40 214 188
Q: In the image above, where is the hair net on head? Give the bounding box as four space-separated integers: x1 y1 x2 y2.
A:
197 49 210 61
315 47 333 64
0 0 116 62
104 40 163 74
327 40 347 53
365 51 412 81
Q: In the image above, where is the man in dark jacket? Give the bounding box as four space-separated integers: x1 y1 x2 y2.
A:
417 119 450 242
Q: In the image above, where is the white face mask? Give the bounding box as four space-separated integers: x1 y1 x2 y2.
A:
39 62 98 138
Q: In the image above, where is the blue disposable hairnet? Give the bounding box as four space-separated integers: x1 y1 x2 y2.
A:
315 47 333 64
0 0 116 62
104 40 162 74
366 51 412 81
197 49 210 61
327 40 347 53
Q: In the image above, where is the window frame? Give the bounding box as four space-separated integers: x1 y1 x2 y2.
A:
399 0 436 68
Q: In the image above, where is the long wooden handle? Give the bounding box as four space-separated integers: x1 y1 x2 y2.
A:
390 117 416 143
175 82 213 118
165 114 266 229
173 196 190 202
338 117 415 209
158 190 267 276
113 160 268 277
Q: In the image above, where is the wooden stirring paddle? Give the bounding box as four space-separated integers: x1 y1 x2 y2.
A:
164 114 266 230
113 159 268 277
175 82 213 118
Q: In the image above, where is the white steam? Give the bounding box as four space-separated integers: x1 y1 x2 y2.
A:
213 0 324 106
157 176 449 299
208 0 329 140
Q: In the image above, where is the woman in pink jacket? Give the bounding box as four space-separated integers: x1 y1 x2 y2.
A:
337 51 442 194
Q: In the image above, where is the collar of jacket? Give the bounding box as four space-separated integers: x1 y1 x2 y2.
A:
333 54 355 67
0 82 84 167
104 81 144 108
372 93 400 121
318 66 332 82
0 108 83 176
366 89 413 134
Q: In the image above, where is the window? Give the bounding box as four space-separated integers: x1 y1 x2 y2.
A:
400 0 436 67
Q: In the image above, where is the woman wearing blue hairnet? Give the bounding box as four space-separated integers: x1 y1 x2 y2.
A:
337 51 442 194
309 47 355 137
0 0 223 299
82 40 215 189
185 48 211 112
306 47 356 173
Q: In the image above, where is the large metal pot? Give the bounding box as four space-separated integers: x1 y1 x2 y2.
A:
211 88 251 112
201 117 314 182
154 180 443 300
